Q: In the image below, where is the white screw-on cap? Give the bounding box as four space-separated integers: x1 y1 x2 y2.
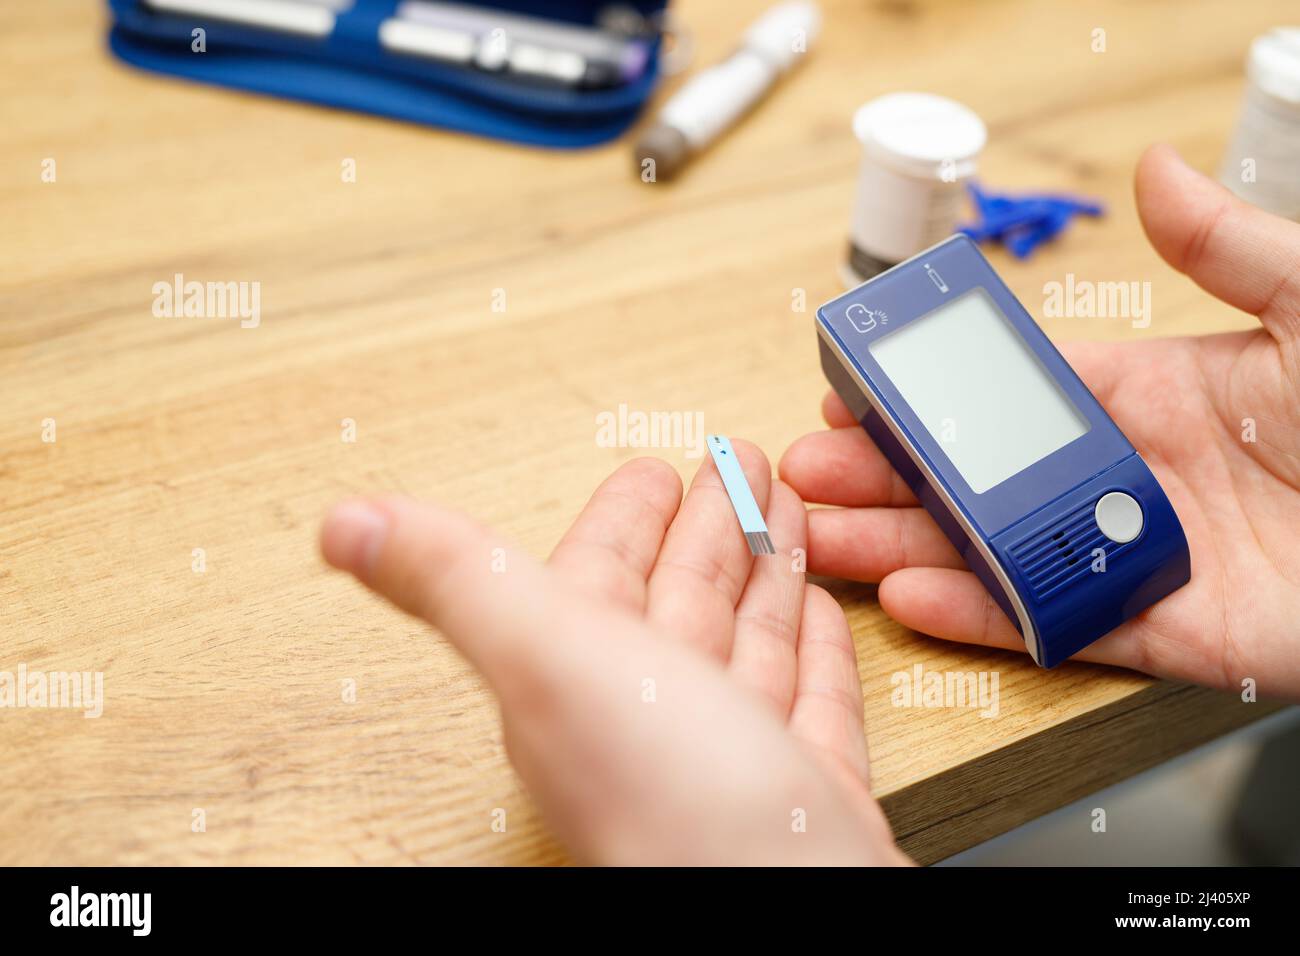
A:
853 92 987 180
1248 27 1300 104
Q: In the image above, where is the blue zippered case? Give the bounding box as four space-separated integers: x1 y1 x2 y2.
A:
106 0 667 147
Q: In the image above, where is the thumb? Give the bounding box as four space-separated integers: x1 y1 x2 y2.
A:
320 496 597 696
1135 143 1300 341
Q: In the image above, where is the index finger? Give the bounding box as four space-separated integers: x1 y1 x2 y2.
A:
822 390 858 428
547 457 683 612
779 427 917 508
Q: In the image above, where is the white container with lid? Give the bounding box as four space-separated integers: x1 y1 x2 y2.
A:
844 92 987 287
1219 27 1300 221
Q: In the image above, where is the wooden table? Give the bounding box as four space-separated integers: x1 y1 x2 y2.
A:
1 0 1285 865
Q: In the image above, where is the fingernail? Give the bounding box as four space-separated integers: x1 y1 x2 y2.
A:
322 500 390 578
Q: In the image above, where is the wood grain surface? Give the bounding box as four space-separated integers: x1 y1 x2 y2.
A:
0 0 1286 865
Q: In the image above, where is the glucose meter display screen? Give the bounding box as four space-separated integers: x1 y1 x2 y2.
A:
869 288 1089 494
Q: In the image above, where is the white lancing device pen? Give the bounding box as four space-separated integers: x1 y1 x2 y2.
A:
636 2 821 180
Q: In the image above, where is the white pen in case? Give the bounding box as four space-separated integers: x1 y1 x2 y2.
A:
142 0 649 89
396 1 651 87
142 0 350 37
636 1 821 179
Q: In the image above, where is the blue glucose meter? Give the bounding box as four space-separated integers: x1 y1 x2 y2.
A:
816 235 1190 667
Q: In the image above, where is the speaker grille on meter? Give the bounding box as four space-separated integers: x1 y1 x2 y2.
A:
1008 500 1115 601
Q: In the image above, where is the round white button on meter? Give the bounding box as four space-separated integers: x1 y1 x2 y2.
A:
1095 492 1144 543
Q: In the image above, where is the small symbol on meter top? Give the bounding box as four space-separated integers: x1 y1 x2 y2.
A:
924 264 949 293
846 303 887 333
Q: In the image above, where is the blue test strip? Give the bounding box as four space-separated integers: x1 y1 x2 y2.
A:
707 435 775 555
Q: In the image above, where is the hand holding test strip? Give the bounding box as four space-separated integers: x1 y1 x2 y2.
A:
322 442 905 865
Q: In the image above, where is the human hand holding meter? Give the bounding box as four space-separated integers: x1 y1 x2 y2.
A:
321 446 907 866
783 145 1300 696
